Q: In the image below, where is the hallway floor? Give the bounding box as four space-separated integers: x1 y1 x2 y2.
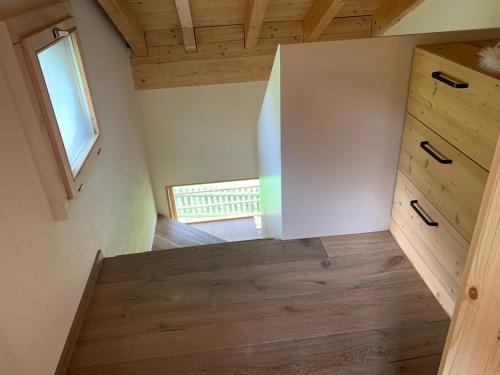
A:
152 215 225 250
68 231 449 374
190 217 262 242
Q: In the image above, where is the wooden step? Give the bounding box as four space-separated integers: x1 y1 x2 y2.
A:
152 215 226 250
99 237 327 284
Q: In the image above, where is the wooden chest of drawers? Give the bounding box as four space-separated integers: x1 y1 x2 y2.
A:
398 114 488 242
391 40 500 317
407 46 500 171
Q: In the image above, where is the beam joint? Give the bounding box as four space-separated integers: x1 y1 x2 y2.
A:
97 0 147 56
175 0 197 54
244 0 269 49
304 0 346 42
372 0 425 36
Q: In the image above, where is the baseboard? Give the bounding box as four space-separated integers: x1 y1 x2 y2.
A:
54 249 103 375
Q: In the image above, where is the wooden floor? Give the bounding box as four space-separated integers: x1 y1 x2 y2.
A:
152 215 225 250
191 217 262 242
69 231 449 374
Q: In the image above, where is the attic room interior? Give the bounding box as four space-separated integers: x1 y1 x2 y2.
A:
1 0 499 374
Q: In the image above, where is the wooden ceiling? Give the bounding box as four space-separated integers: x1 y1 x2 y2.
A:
97 0 423 89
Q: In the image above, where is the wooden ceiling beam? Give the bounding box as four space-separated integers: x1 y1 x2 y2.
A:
244 0 269 49
97 0 147 56
372 0 426 36
175 0 197 54
303 0 346 42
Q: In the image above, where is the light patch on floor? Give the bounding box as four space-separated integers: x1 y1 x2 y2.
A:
190 217 262 242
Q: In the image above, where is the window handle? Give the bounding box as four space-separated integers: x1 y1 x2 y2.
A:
432 71 469 89
52 28 70 39
410 200 438 227
420 141 452 164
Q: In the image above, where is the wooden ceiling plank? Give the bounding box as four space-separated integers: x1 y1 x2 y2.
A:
303 0 346 42
133 54 274 89
132 17 370 66
372 0 425 36
97 0 147 56
318 16 372 41
244 0 269 49
174 0 197 54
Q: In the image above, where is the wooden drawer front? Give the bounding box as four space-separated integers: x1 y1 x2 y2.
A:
407 48 500 170
399 114 488 242
391 171 469 316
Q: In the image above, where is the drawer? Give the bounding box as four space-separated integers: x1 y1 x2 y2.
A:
390 171 469 316
399 113 488 242
407 48 500 171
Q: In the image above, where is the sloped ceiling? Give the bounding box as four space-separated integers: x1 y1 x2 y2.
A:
97 0 421 89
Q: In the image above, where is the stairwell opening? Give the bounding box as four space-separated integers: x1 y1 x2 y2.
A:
166 179 262 242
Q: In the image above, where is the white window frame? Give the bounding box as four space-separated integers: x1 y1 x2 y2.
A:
21 17 102 199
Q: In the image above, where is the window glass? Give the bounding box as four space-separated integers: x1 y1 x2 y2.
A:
38 36 96 176
171 179 261 223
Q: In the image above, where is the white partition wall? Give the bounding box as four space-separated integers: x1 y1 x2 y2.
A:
258 49 282 239
259 28 500 240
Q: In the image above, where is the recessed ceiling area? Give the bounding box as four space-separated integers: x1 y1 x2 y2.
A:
97 0 423 89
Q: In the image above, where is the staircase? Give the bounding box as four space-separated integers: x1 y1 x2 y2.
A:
152 215 226 250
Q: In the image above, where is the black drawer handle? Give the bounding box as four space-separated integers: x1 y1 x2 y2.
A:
410 200 438 227
420 141 453 164
432 71 469 89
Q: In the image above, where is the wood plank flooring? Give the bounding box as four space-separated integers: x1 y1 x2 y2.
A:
190 217 262 242
68 231 449 374
152 215 225 250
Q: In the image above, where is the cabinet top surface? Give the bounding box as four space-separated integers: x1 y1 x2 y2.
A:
418 39 500 81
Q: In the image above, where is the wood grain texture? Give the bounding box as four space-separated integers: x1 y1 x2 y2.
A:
67 232 448 374
70 322 448 374
54 250 103 375
121 0 381 88
321 230 402 256
98 237 327 283
318 14 371 40
97 0 147 56
129 0 381 30
407 48 500 171
468 39 500 48
0 21 68 220
393 354 442 375
133 53 274 89
391 171 469 317
438 137 500 375
422 41 500 81
209 249 419 306
372 0 425 35
390 218 455 318
303 0 346 42
134 17 370 64
152 215 225 250
174 0 196 53
22 18 103 200
399 113 488 242
0 1 72 43
132 16 371 88
244 0 269 48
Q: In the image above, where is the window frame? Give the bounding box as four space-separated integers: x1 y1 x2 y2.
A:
21 17 102 199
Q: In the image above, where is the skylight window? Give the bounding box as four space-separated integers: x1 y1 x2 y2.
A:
22 18 102 199
37 35 98 176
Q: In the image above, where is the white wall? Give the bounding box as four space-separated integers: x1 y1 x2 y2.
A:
262 28 500 240
258 50 282 239
0 1 156 375
386 0 500 36
136 81 267 216
279 38 408 239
